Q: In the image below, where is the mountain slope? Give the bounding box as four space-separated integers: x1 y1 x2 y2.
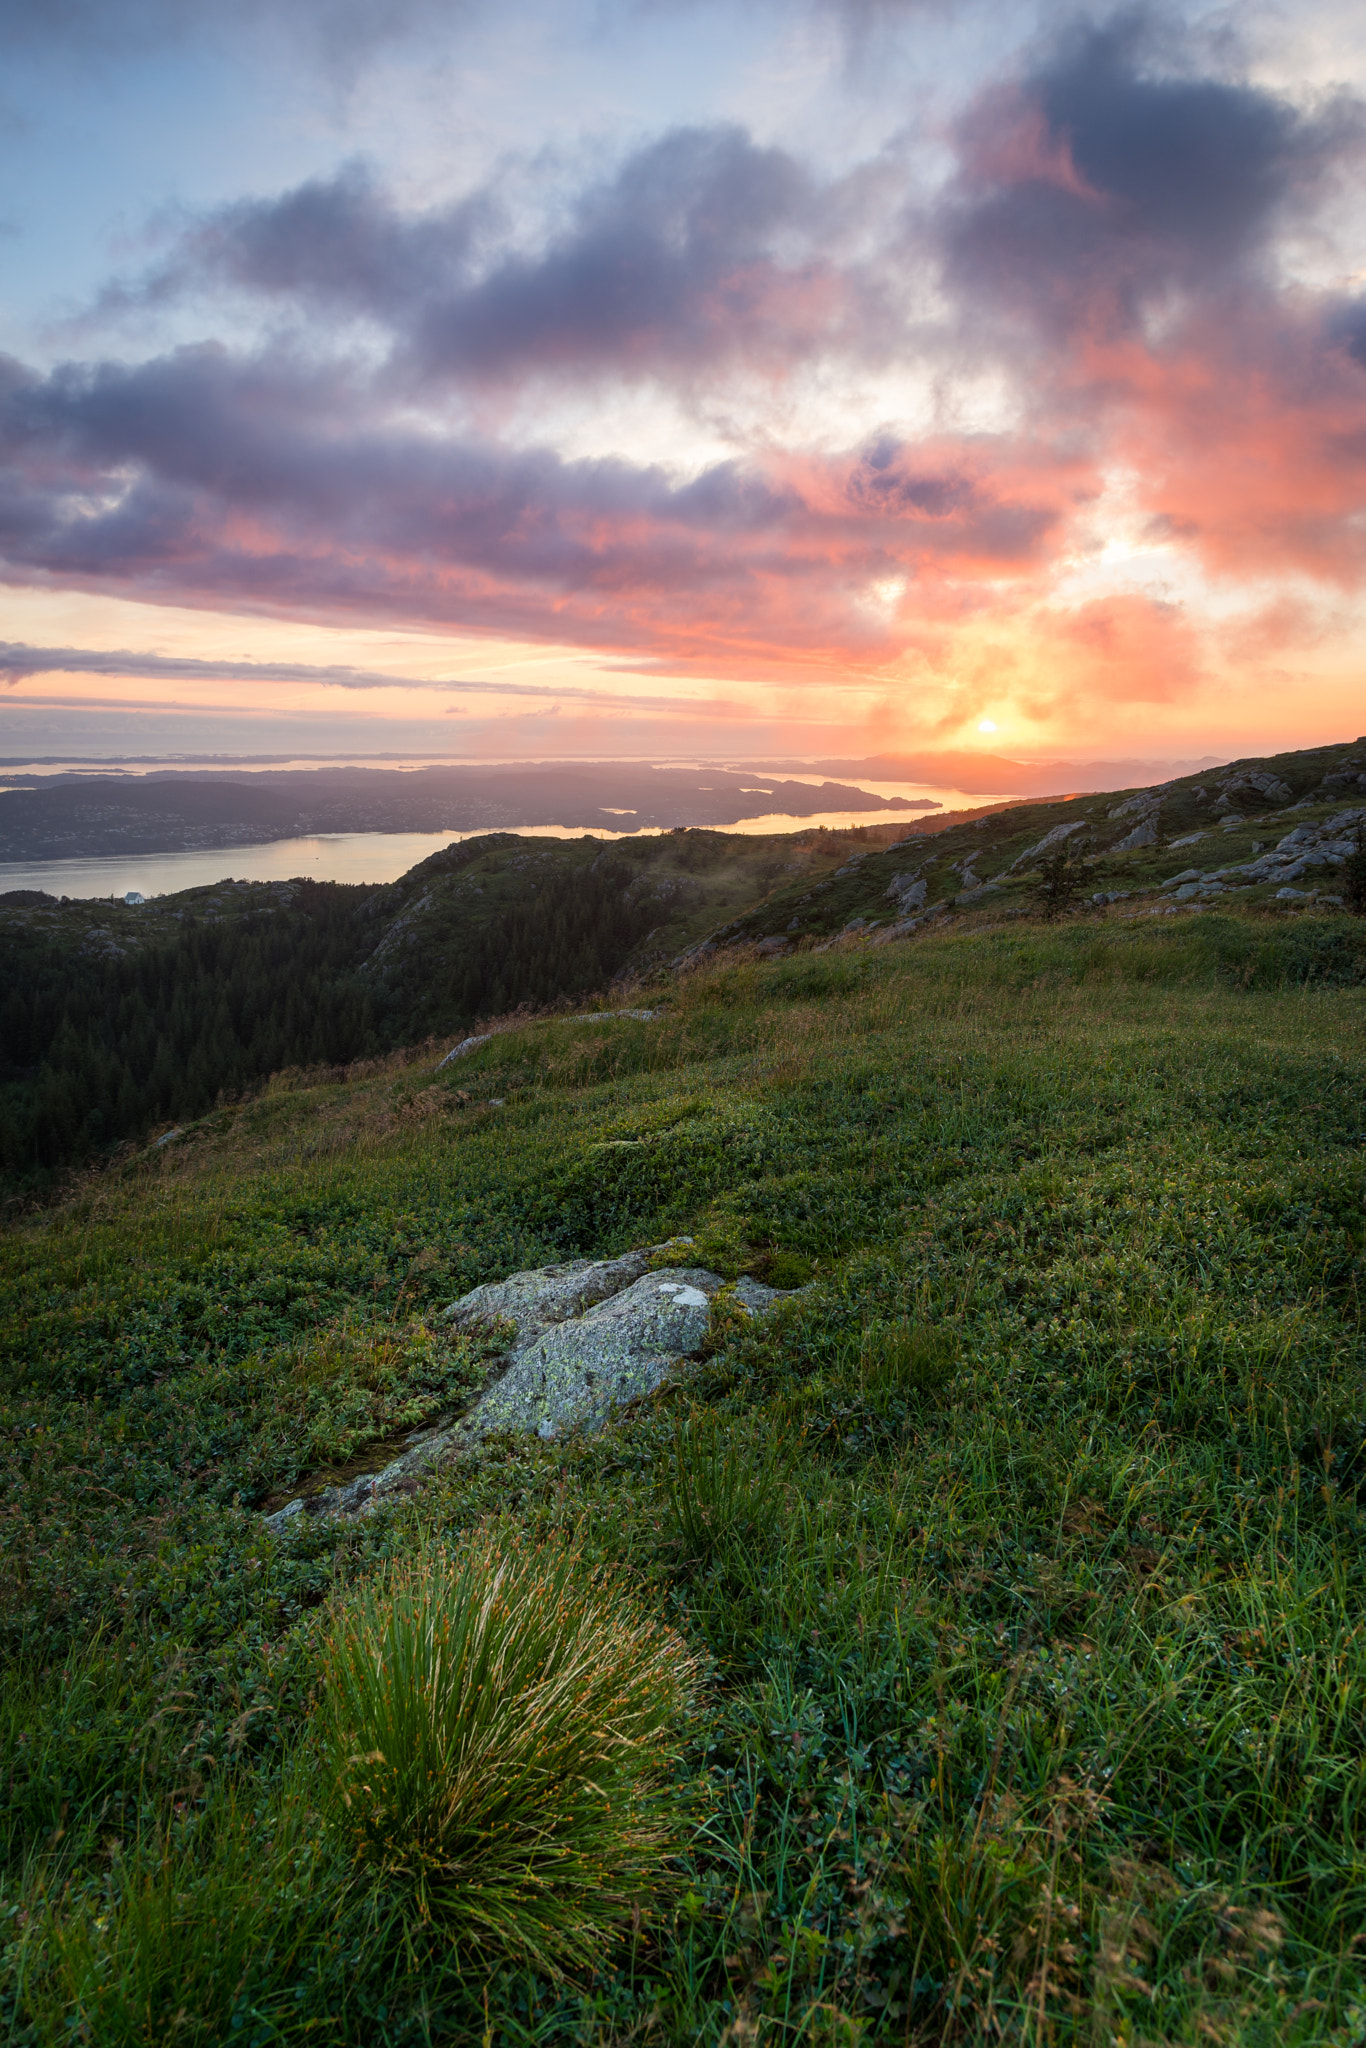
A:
3 734 1363 1194
0 824 902 1188
705 736 1366 951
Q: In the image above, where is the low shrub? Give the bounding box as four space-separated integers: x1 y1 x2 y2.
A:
749 1247 815 1288
316 1527 697 1969
1345 825 1366 915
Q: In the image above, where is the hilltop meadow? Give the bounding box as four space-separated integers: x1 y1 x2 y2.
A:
2 893 1365 2045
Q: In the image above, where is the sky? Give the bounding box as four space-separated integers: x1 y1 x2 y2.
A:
2 0 1366 768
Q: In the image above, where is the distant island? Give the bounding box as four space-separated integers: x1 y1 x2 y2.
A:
0 762 936 861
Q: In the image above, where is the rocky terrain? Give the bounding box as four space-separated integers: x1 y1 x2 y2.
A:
264 1242 802 1532
699 737 1366 954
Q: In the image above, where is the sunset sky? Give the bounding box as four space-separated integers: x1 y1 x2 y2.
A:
3 0 1366 767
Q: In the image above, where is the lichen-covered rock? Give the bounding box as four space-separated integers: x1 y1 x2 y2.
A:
447 1256 797 1443
442 1245 665 1339
262 1246 802 1534
455 1267 723 1442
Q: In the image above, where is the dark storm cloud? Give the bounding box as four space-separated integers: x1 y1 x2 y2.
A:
942 17 1366 339
106 129 865 388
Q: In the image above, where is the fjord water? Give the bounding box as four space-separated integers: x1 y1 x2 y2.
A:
0 782 1016 899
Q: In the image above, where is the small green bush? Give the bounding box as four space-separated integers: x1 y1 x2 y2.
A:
859 1318 959 1402
316 1528 697 1968
1032 840 1092 919
656 1410 791 1565
749 1248 814 1288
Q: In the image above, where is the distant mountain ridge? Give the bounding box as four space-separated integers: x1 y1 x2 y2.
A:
753 750 1225 795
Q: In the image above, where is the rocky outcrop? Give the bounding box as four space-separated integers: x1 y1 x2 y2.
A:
437 1033 493 1067
1199 808 1362 890
263 1244 803 1534
1213 769 1293 810
1003 818 1089 872
885 873 928 914
459 1267 727 1441
565 1009 660 1023
1113 818 1159 851
1320 760 1366 798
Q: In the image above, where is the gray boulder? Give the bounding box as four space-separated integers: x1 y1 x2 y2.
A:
263 1245 802 1534
459 1268 723 1442
437 1033 493 1068
1216 770 1293 807
1113 819 1159 851
448 1253 797 1443
444 1246 662 1337
1005 819 1088 872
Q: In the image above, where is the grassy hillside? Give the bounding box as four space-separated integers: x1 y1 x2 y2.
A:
3 906 1364 2044
11 731 1359 1199
0 823 916 1194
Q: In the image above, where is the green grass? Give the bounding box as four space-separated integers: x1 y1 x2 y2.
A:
317 1529 698 1966
2 911 1365 2043
656 1407 793 1567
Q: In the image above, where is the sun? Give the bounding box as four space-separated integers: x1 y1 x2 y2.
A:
978 718 998 733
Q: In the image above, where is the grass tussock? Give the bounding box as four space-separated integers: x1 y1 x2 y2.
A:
317 1528 700 1967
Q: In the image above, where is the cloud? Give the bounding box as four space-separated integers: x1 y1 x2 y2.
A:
0 0 972 69
0 639 711 711
0 340 1071 672
88 24 1366 417
942 16 1366 346
1329 297 1366 370
97 130 880 392
97 164 495 328
7 16 1366 711
0 0 483 69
